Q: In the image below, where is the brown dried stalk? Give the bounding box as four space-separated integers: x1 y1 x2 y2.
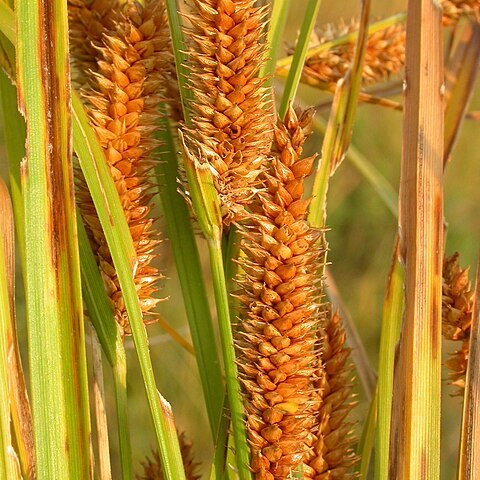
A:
443 253 474 392
137 433 200 480
303 309 357 480
70 0 170 335
183 0 273 224
299 19 405 87
235 106 324 479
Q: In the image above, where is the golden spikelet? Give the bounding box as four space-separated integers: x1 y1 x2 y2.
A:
70 0 171 335
294 19 405 88
68 0 120 87
235 106 323 479
442 0 480 24
442 253 474 392
303 309 357 480
137 433 201 480
183 0 273 224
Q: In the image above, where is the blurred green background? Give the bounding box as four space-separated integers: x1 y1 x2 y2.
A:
1 0 479 478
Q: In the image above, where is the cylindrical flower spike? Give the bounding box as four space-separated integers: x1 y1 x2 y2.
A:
137 432 200 480
69 0 120 88
287 18 405 88
183 0 273 224
442 0 480 23
70 0 171 335
443 253 474 393
236 106 325 479
303 309 358 480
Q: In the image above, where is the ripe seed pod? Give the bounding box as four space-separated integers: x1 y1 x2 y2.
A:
182 0 273 224
442 253 474 393
236 106 328 477
70 0 171 335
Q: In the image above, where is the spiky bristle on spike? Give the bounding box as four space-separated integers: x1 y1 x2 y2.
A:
70 0 171 335
303 309 358 480
442 253 474 393
182 0 273 225
235 107 328 479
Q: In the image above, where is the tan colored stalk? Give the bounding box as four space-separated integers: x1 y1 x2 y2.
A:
183 0 272 224
70 0 171 335
236 107 323 479
137 433 200 480
389 0 444 478
442 253 474 392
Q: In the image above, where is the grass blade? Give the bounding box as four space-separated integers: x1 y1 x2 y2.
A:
164 0 191 123
375 240 404 480
309 0 371 227
112 341 131 480
78 219 133 479
77 220 118 366
458 259 480 479
312 114 398 218
324 268 377 400
16 0 91 476
0 69 25 258
259 0 290 81
444 21 480 164
88 324 112 480
180 137 251 480
72 91 186 479
0 70 34 479
389 1 444 478
358 385 377 480
156 115 224 440
277 0 321 119
0 178 21 479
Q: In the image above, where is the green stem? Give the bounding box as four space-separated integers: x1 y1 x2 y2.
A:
72 92 186 480
156 116 224 440
278 0 322 119
208 237 251 480
375 241 404 480
260 0 291 81
113 340 132 480
358 385 378 480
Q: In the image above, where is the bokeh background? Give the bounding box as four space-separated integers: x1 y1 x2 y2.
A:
1 0 479 478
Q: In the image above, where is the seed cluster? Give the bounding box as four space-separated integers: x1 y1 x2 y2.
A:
304 310 357 480
184 0 272 224
71 0 170 334
442 0 480 24
442 253 474 392
235 107 324 479
137 433 200 480
287 19 405 88
69 0 120 88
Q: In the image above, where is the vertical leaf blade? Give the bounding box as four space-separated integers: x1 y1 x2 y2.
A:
389 2 444 478
0 179 21 480
16 0 91 477
458 260 480 479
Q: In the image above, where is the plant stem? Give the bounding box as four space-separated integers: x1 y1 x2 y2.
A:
208 237 251 480
113 340 132 480
278 0 322 118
